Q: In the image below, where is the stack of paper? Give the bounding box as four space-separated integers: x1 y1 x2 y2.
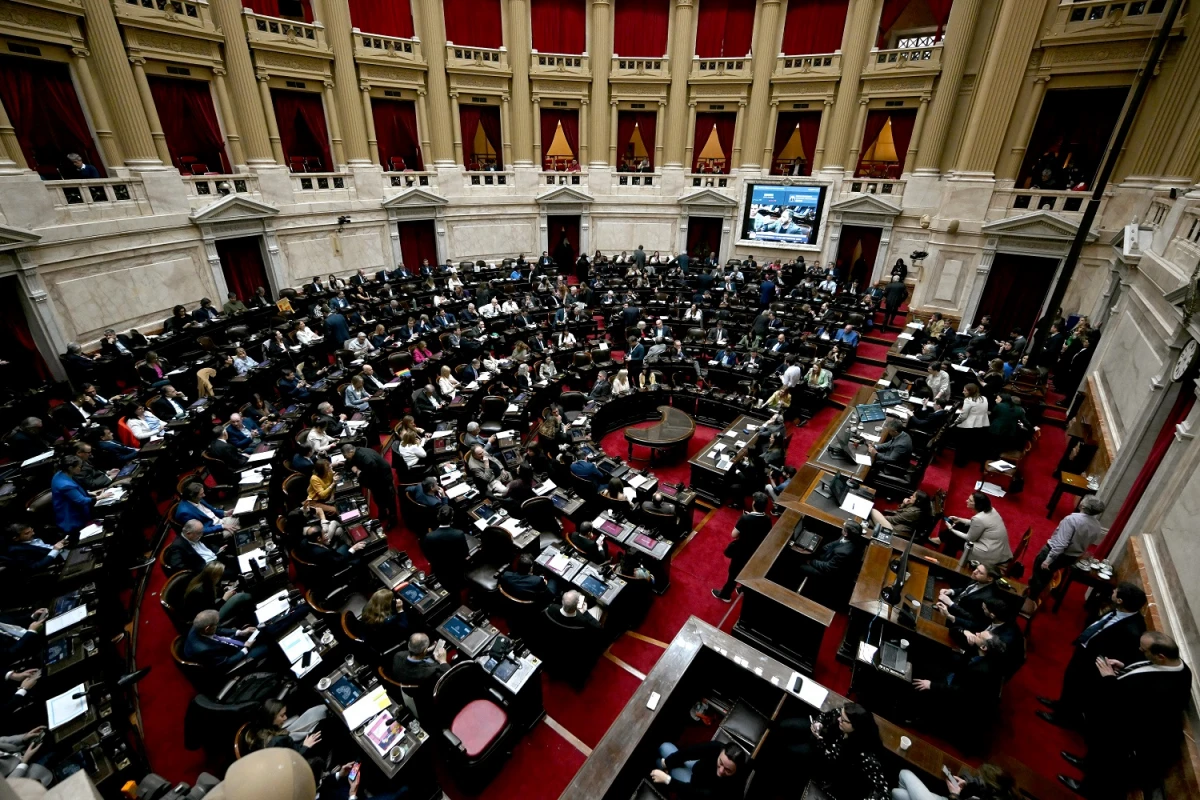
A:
78 523 105 542
233 495 260 515
446 482 471 499
237 548 268 573
240 468 267 485
46 684 88 730
45 605 88 636
247 449 276 463
974 480 1006 498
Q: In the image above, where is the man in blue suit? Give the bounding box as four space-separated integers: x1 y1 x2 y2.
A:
225 413 261 452
834 324 860 347
174 482 233 535
324 310 351 347
183 610 267 674
715 348 739 367
51 456 94 535
570 459 606 487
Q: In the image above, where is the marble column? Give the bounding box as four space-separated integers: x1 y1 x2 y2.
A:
415 89 433 169
79 0 161 166
257 74 286 165
589 0 613 167
0 94 24 171
608 99 618 166
579 99 590 164
129 54 175 167
811 98 834 171
760 100 780 172
532 96 542 167
820 0 881 172
212 68 246 170
903 95 930 174
683 101 697 171
506 0 534 165
361 85 380 166
845 99 870 172
323 81 347 169
449 92 464 165
500 95 514 168
731 99 747 170
953 0 1043 176
210 0 275 164
69 48 123 170
998 76 1047 180
412 0 455 165
664 0 696 167
655 100 666 168
913 0 982 174
1128 14 1200 179
740 0 782 170
317 0 372 164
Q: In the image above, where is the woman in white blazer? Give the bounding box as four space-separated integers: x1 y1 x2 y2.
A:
953 383 990 466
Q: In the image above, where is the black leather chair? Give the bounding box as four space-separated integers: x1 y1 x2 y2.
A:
558 391 587 422
160 571 197 632
520 496 563 549
432 661 518 786
465 524 515 600
478 397 508 435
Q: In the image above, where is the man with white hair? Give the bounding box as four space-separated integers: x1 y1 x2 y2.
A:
467 445 510 497
463 421 498 453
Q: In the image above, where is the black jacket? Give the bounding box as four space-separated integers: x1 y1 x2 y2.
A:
163 536 207 576
567 531 607 564
422 526 469 577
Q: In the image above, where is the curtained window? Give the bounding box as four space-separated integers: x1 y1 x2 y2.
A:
372 98 423 171
460 104 503 169
1017 86 1128 191
348 0 413 38
781 0 850 55
855 108 916 178
444 0 503 48
216 237 272 303
972 253 1057 344
0 56 105 179
540 108 579 170
271 89 333 172
695 0 756 58
615 111 657 172
398 220 438 269
241 0 314 22
613 0 670 57
771 111 821 176
691 112 736 173
0 277 50 388
148 77 231 175
686 217 723 260
878 0 955 46
531 0 586 54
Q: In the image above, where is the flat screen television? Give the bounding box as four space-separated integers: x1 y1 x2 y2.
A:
739 183 828 247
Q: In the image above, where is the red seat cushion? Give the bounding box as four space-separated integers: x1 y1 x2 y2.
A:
450 699 507 757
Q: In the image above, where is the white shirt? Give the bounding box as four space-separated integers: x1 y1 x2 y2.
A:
233 355 258 375
612 377 631 395
347 338 375 355
781 365 804 388
437 376 459 396
480 303 500 318
501 300 519 313
395 443 427 469
128 412 164 441
296 327 321 344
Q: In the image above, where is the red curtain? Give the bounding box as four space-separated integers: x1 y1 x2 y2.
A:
928 0 954 39
531 0 586 54
854 109 891 176
613 0 671 57
692 112 735 172
0 57 105 178
540 108 579 166
972 254 1057 340
876 0 913 47
216 237 271 302
148 77 231 174
241 0 314 22
348 0 413 37
1098 388 1196 558
460 105 502 168
889 108 917 174
443 0 503 48
695 0 756 58
686 217 723 258
781 0 850 55
271 89 332 171
0 277 50 385
772 111 821 175
398 220 438 269
548 215 579 261
372 98 423 170
615 111 656 170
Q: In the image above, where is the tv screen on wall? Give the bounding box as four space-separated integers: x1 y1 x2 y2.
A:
739 183 828 247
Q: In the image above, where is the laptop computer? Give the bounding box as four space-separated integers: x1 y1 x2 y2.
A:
855 403 887 423
876 389 904 408
880 641 908 674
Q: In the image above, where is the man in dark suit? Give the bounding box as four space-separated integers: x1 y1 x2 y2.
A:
296 517 366 568
883 278 907 327
207 426 249 471
413 384 442 418
911 636 1008 738
632 245 647 270
768 333 789 354
2 522 65 571
714 493 773 601
387 633 449 717
670 251 690 274
706 321 729 346
192 298 220 322
936 563 1005 634
868 418 913 465
499 553 552 604
5 418 52 461
541 590 601 632
163 520 223 575
958 598 1026 679
1038 582 1147 728
422 506 469 593
324 310 351 347
796 520 861 600
626 337 646 381
566 521 607 564
620 303 641 329
341 442 397 526
182 610 265 673
150 385 190 421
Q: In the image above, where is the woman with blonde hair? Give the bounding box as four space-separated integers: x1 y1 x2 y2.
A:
611 368 632 395
305 458 337 514
359 588 411 649
437 364 460 399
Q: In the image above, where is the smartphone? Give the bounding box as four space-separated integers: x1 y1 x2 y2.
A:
942 766 955 781
302 649 313 668
348 763 360 782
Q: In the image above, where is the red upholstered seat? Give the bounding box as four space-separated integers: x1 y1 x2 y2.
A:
450 699 507 757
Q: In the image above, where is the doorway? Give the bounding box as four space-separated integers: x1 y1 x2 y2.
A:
0 276 51 391
397 219 438 270
836 225 882 289
973 253 1059 337
548 215 579 269
686 216 723 261
216 237 271 301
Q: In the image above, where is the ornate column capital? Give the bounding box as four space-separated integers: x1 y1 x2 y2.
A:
128 55 147 67
610 99 618 107
417 87 427 97
580 98 589 106
738 99 747 107
501 93 510 103
532 95 541 104
70 46 90 59
824 98 835 107
323 79 336 90
858 98 869 105
658 99 667 107
449 90 459 99
688 101 696 108
359 82 371 92
769 99 779 108
256 70 271 82
212 65 227 76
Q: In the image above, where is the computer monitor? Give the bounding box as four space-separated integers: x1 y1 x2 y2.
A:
443 616 473 641
398 584 426 605
580 575 609 598
855 403 887 422
829 473 850 507
876 389 903 407
882 532 916 606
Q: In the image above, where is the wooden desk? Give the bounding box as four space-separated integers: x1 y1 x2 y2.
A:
777 464 877 529
623 405 695 461
1046 471 1096 518
808 385 874 481
688 413 767 503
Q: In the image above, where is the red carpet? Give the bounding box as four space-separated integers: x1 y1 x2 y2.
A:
134 348 1089 796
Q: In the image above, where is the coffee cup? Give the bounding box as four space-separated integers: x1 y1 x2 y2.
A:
899 639 910 650
899 736 912 751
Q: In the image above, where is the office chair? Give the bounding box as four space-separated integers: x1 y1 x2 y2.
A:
24 489 55 531
464 525 513 599
400 488 435 536
431 661 517 785
478 396 508 435
161 571 197 633
280 473 309 510
520 496 563 549
377 665 422 719
716 700 773 759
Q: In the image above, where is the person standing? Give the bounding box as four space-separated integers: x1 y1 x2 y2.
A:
1027 496 1106 599
883 277 907 328
713 493 772 602
340 443 396 526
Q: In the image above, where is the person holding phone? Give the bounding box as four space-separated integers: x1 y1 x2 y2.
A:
317 761 409 800
892 763 1021 800
0 726 53 786
766 703 889 800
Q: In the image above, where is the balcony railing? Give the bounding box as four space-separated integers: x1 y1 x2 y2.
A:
244 11 328 54
1050 0 1171 37
687 173 732 189
774 52 841 79
353 31 422 64
989 188 1111 221
612 172 659 189
531 51 590 79
446 44 508 71
117 0 215 33
540 171 586 188
465 170 513 187
843 179 905 200
183 174 259 199
387 171 436 190
864 44 942 74
611 56 669 80
690 56 751 79
292 172 355 200
46 178 152 223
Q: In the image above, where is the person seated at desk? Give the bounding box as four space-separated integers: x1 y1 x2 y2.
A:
503 463 536 512
208 426 249 470
769 703 887 800
243 699 325 759
589 370 613 400
932 492 1011 566
935 562 1004 633
570 459 605 490
388 633 450 707
600 477 635 512
305 458 338 514
2 522 66 571
407 477 448 510
126 404 164 442
85 426 135 470
910 636 1009 736
226 413 262 452
650 740 749 797
359 588 411 651
231 347 259 377
543 590 602 634
182 561 253 626
71 440 114 491
392 429 427 477
296 516 367 568
288 443 315 478
804 362 833 396
641 491 676 518
868 418 913 465
763 385 791 413
869 489 932 539
834 324 860 347
345 332 375 358
164 520 228 574
909 399 951 433
183 609 269 674
177 482 238 536
461 422 498 455
959 598 1026 678
567 520 608 564
797 520 862 598
222 292 247 316
278 368 312 400
304 419 336 456
150 385 190 422
611 368 633 395
468 445 511 498
714 347 739 367
500 553 553 604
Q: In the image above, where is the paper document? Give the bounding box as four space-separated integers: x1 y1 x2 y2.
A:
951 363 972 372
506 404 520 413
853 453 873 466
446 482 471 499
255 595 291 624
840 494 874 519
240 469 266 485
627 474 647 489
247 449 276 463
237 548 268 573
21 451 54 467
787 672 830 708
439 470 463 485
534 479 557 495
501 518 524 535
974 480 1006 498
430 429 454 439
45 604 88 636
906 322 924 329
861 433 880 444
233 495 260 515
277 627 315 664
856 642 879 665
546 553 571 574
473 518 488 531
877 378 891 387
78 523 105 542
47 684 89 730
343 686 391 730
988 460 1015 472
256 590 288 610
622 487 637 502
735 440 748 449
